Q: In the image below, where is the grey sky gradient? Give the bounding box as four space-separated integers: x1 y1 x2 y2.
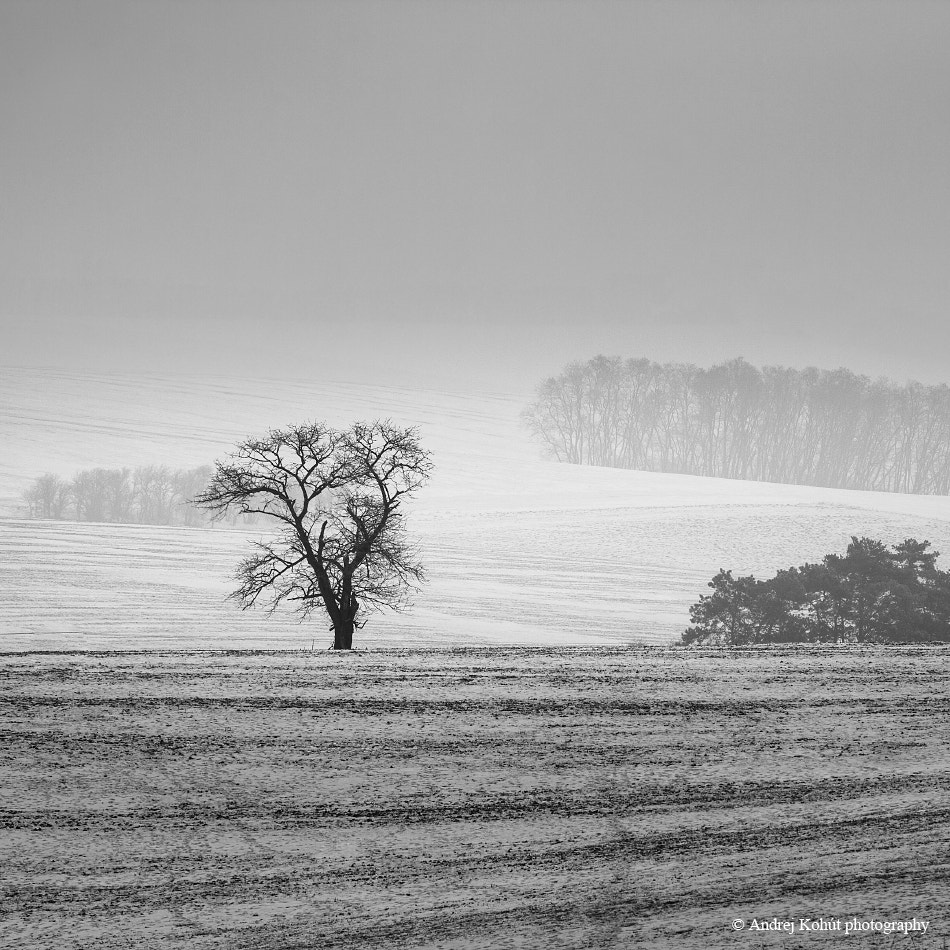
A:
2 0 949 391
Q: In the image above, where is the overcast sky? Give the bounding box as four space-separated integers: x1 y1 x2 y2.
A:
2 0 949 391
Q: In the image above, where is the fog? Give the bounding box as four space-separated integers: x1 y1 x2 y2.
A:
2 0 950 390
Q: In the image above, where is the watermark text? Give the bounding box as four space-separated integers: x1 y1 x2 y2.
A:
731 916 930 937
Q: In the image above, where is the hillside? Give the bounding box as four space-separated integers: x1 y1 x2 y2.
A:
3 368 950 649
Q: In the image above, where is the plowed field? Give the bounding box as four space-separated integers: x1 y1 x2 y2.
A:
2 647 948 948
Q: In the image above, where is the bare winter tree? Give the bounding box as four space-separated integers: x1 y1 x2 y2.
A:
22 473 70 519
194 421 433 649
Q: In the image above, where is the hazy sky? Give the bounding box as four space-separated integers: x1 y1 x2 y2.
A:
2 0 949 391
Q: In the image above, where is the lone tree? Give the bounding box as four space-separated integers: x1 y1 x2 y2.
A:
195 421 432 649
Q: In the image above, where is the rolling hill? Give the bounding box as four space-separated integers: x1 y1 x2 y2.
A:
3 367 950 649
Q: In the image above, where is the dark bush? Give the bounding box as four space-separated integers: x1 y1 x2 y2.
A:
684 537 950 644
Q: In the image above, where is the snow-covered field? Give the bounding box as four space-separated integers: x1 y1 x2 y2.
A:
4 368 950 648
3 647 948 949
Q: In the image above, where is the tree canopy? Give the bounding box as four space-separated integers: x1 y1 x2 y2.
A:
683 537 950 645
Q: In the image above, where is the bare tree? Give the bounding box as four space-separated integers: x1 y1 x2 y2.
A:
102 467 133 522
132 465 177 524
195 421 433 649
71 468 108 522
173 465 215 526
22 473 70 519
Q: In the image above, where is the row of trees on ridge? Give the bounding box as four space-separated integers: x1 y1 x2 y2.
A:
22 466 224 526
683 537 950 644
524 355 950 493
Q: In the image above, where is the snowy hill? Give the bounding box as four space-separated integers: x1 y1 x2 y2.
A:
3 368 950 649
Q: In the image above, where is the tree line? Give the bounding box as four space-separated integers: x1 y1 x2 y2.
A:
683 537 950 645
21 465 242 527
524 355 950 493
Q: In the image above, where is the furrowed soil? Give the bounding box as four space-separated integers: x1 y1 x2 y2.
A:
1 647 948 949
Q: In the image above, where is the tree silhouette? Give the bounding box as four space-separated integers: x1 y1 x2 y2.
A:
684 537 950 645
195 421 432 649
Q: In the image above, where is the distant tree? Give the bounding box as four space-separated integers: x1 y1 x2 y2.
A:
682 570 758 646
684 537 950 645
132 465 177 525
22 473 71 519
195 421 433 650
749 568 808 643
173 465 215 526
102 467 134 523
71 468 108 522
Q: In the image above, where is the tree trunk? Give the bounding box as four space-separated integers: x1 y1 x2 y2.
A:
332 618 354 650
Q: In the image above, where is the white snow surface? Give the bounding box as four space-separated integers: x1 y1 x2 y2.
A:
3 367 950 649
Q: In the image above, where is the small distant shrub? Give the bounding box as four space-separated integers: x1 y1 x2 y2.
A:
683 537 950 645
